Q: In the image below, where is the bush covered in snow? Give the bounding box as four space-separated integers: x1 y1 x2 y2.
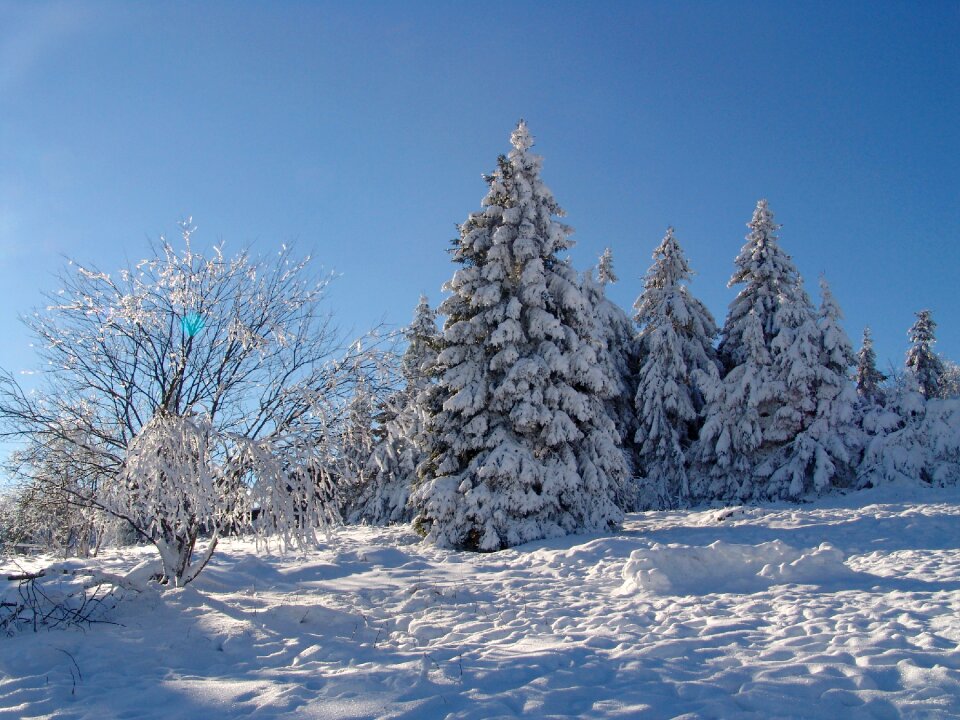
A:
0 224 377 583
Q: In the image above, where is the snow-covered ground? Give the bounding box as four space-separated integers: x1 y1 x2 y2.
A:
2 484 959 719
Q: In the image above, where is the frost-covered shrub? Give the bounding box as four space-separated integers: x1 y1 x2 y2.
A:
0 222 369 586
940 360 960 400
1 438 112 558
119 411 337 586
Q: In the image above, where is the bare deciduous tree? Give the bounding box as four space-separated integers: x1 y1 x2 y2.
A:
0 221 380 585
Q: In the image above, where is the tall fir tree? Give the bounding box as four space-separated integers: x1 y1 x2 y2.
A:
582 247 639 497
597 247 618 285
411 121 627 550
859 309 959 488
395 294 442 497
765 275 820 445
336 377 378 518
697 200 823 500
693 310 768 500
632 227 719 508
349 296 440 525
817 278 856 379
855 327 886 404
717 200 807 371
768 277 859 495
402 296 441 392
906 309 944 399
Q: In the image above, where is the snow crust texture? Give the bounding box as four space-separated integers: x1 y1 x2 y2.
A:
2 485 959 719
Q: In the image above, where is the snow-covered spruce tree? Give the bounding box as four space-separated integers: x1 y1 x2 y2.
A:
349 296 440 525
597 247 618 285
716 200 804 371
906 309 944 399
696 200 826 500
402 296 441 395
764 275 820 444
693 310 768 500
858 314 960 488
411 121 627 550
348 400 416 525
582 248 639 489
336 377 379 518
768 278 860 495
814 279 860 459
632 227 719 509
390 296 442 507
858 374 960 488
855 327 886 405
940 359 960 399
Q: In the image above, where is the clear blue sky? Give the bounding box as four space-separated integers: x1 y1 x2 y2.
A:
1 0 958 381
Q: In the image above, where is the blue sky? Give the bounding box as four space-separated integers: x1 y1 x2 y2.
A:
1 0 958 381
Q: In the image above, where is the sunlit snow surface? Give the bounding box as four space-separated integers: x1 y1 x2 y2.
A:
2 483 959 719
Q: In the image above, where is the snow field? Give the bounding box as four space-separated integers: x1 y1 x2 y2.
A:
1 484 959 719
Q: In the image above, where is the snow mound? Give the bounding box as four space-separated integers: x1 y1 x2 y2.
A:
619 540 853 595
707 505 759 523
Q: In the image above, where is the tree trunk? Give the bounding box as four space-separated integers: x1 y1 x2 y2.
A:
156 522 219 588
156 522 198 587
171 528 198 586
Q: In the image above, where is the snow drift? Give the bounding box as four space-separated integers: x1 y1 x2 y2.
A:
619 539 854 595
